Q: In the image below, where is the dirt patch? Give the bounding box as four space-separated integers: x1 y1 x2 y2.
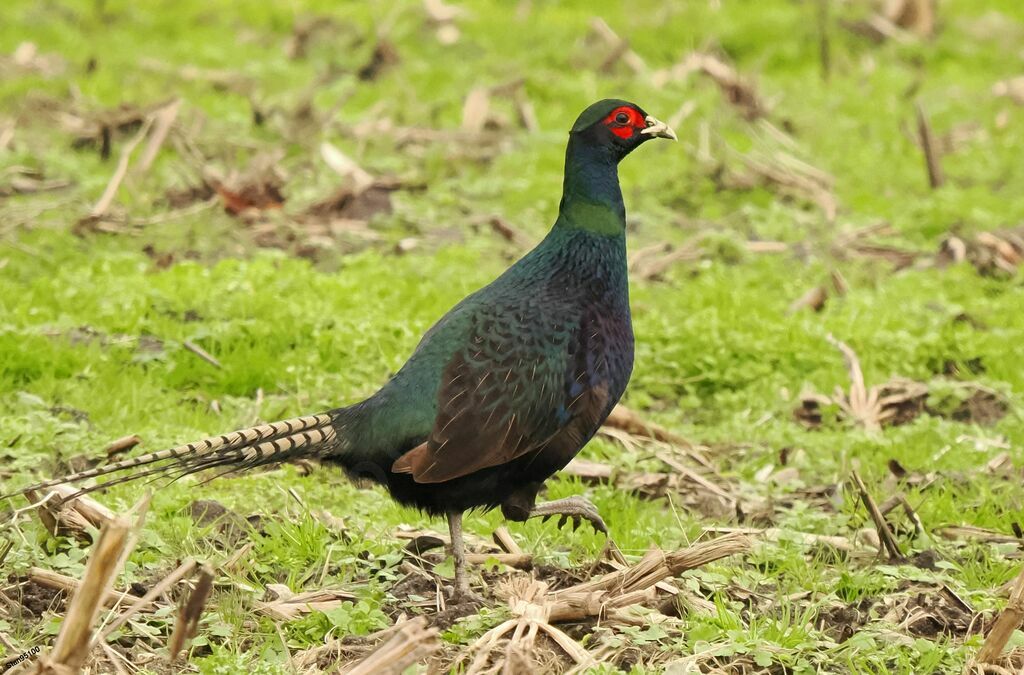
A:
61 99 173 159
163 182 214 209
797 375 928 431
55 453 102 476
388 570 440 605
909 549 941 570
8 576 66 618
880 582 982 639
357 39 399 81
925 383 1010 427
429 597 488 631
302 184 395 222
950 389 1009 426
214 176 285 216
187 499 257 547
385 570 486 631
820 600 872 643
531 563 592 592
800 373 1010 430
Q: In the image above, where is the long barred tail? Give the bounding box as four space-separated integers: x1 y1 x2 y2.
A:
0 412 341 502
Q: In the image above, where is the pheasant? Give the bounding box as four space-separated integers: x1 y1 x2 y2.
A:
3 99 676 598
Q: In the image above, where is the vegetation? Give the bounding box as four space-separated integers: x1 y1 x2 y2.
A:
2 0 1024 672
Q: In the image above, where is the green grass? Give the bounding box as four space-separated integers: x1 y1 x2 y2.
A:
2 0 1024 672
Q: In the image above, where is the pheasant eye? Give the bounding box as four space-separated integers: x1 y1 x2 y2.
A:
614 112 630 124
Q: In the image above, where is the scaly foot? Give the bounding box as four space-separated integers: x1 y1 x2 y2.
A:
444 510 483 605
528 495 608 534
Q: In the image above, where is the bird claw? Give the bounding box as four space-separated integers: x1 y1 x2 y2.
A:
568 499 607 534
586 514 608 535
527 496 608 535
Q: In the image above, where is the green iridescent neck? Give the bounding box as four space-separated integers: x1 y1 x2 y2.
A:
554 134 625 237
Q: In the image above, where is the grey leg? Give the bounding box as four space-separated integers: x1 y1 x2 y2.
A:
446 510 471 599
527 495 608 534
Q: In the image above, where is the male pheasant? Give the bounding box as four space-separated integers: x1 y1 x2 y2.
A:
4 99 676 597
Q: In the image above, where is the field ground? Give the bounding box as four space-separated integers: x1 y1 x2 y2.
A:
2 0 1024 672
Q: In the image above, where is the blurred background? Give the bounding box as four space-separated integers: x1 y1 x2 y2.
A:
3 0 1024 672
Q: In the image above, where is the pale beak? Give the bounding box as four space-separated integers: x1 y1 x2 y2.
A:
640 115 677 141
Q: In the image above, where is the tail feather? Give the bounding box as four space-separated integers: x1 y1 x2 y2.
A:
1 413 339 502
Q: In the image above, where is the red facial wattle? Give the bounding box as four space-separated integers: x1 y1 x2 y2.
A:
602 106 645 139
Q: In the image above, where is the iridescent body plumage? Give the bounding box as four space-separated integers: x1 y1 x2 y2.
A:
3 99 677 598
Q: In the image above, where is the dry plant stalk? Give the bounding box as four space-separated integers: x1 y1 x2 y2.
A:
548 532 751 622
423 0 463 45
788 285 828 314
603 404 693 449
993 76 1024 105
492 526 523 555
805 335 928 431
935 526 1020 545
787 270 849 315
851 471 903 560
481 215 533 250
457 578 594 674
104 434 142 459
136 98 180 174
464 552 532 569
136 58 254 93
181 340 222 369
88 115 154 219
461 80 539 134
554 532 750 597
601 403 721 475
881 494 925 538
938 228 1024 276
686 52 766 120
26 485 114 543
655 452 734 505
343 616 440 675
885 0 935 37
830 335 877 430
739 151 837 221
320 141 376 195
167 564 215 662
915 103 944 189
710 526 873 554
97 558 198 642
562 458 615 484
29 514 137 673
629 243 702 281
26 568 140 610
461 87 490 133
294 616 418 671
256 585 357 621
589 18 647 75
975 567 1024 664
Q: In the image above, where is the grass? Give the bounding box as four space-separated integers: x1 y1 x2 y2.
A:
2 0 1024 672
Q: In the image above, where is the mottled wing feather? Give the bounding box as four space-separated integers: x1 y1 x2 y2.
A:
392 304 574 483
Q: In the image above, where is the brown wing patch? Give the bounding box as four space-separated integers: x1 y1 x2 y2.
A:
391 441 430 476
533 381 610 471
390 301 624 486
391 432 534 484
390 308 570 484
392 373 611 486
